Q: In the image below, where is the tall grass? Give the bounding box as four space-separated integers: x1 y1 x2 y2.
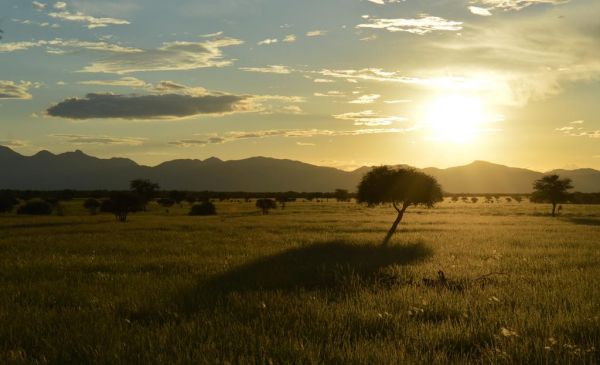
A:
0 200 598 364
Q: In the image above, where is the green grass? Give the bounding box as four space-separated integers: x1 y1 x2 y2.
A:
0 200 598 364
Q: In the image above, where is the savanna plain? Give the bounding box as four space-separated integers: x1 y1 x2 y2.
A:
1 200 598 364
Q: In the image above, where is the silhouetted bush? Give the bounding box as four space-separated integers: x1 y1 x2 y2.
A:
0 192 18 213
256 199 277 215
189 201 216 216
83 198 101 215
102 192 142 222
157 198 175 212
17 200 53 215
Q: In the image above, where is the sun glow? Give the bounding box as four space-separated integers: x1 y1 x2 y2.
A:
422 94 499 144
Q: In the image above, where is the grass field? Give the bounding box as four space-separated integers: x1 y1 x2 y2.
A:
1 200 598 364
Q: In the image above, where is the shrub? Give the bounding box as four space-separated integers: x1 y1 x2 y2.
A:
17 200 53 215
189 201 217 216
256 199 277 215
0 193 18 213
83 198 101 215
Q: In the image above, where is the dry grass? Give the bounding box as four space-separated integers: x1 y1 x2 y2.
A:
0 200 598 364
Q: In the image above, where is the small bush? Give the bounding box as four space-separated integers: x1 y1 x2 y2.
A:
189 201 217 216
0 193 18 213
17 200 53 215
83 198 101 215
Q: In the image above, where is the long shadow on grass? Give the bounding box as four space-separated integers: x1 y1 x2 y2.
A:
208 240 431 292
564 217 600 226
175 240 432 316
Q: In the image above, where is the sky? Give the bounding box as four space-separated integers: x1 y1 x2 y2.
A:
1 0 599 171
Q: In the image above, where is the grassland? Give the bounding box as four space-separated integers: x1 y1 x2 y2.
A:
0 200 598 364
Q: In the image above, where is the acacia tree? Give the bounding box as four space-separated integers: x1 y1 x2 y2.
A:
357 166 443 245
531 175 573 217
105 192 142 222
334 189 351 202
130 179 160 211
256 198 277 215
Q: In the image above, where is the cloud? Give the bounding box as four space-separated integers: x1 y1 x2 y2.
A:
282 34 297 43
80 37 243 74
257 38 278 45
313 78 334 83
296 142 315 146
356 15 462 35
0 39 141 53
0 81 40 99
46 92 250 120
306 30 327 37
169 127 412 147
349 94 380 104
0 139 28 148
333 110 408 126
471 0 570 11
367 0 403 4
555 121 599 138
239 65 292 74
78 77 149 88
48 2 130 29
51 134 146 145
468 6 492 16
32 1 46 11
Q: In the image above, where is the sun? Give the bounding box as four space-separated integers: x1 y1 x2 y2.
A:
422 94 495 144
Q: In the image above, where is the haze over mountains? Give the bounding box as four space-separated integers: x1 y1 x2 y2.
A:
1 146 599 193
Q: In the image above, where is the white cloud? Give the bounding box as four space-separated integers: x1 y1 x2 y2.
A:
313 78 334 83
333 110 408 126
53 2 67 10
306 30 327 37
471 0 570 11
0 39 140 53
32 1 46 11
282 34 297 43
80 38 243 74
239 65 292 74
78 77 149 88
257 38 278 45
48 8 130 29
468 6 492 16
349 94 381 104
356 15 462 35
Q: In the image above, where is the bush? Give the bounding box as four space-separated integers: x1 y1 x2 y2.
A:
83 198 101 215
189 201 217 216
0 193 18 213
17 200 53 215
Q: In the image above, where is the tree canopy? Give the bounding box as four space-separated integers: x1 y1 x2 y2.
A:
531 175 573 216
357 167 443 245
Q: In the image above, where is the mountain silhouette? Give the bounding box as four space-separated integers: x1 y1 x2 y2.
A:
1 146 598 193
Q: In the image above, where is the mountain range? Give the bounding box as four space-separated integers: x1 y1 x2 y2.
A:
1 145 599 193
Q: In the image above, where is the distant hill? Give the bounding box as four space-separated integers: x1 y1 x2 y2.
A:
1 146 599 193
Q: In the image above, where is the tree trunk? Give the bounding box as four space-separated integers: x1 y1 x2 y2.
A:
382 202 409 246
551 202 556 217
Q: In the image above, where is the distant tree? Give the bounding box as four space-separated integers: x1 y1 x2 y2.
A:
57 189 75 201
334 189 351 202
256 198 277 215
512 195 523 203
276 194 290 209
17 200 53 215
185 194 197 205
451 196 459 203
129 179 160 210
104 192 142 222
168 191 187 207
0 192 18 213
471 197 479 204
505 197 512 203
531 175 573 216
461 196 469 203
357 167 443 245
157 198 175 213
83 198 101 215
189 201 217 216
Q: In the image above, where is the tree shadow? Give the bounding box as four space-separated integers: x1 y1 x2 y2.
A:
176 240 433 315
564 217 600 226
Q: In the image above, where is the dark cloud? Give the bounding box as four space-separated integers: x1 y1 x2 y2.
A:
46 92 249 120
